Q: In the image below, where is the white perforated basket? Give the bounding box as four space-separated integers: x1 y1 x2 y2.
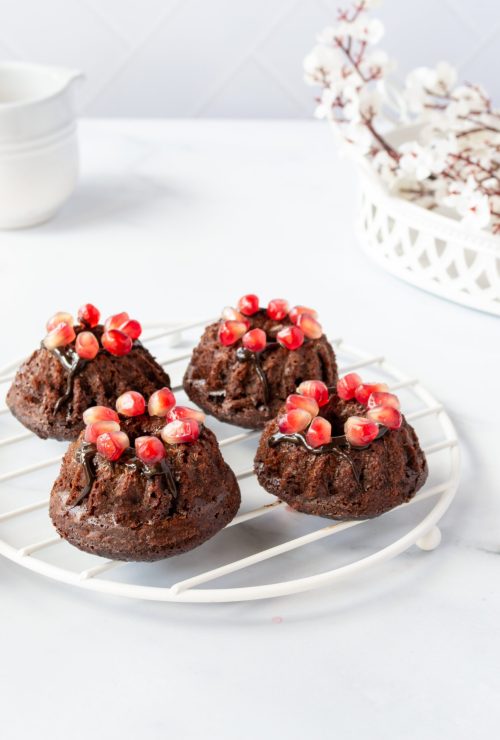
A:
355 127 500 316
0 320 460 603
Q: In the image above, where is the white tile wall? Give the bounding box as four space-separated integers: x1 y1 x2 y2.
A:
0 0 498 117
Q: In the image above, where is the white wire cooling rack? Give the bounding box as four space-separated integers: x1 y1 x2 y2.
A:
0 319 460 603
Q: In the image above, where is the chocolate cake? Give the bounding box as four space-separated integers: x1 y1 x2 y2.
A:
254 374 428 519
183 296 338 429
6 304 170 441
50 390 240 561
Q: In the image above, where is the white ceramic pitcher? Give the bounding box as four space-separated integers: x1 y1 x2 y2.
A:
0 62 83 229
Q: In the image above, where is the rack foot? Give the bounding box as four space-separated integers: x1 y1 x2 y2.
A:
416 526 442 551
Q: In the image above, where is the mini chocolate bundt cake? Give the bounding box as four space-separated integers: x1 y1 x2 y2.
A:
183 295 338 429
254 373 428 520
7 303 170 441
50 388 240 561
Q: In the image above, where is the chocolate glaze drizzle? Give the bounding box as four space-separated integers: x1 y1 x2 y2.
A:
235 341 279 408
71 440 178 509
269 427 388 489
49 345 87 413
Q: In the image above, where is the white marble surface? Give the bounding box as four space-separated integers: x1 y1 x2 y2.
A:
0 120 499 739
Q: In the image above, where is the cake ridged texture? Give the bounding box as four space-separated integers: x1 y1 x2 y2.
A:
183 311 338 429
254 394 428 519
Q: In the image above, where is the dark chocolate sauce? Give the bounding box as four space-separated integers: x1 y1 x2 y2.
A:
49 345 87 413
235 341 279 407
269 427 388 489
71 441 178 509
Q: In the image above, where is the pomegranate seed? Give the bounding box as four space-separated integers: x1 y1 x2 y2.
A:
285 393 319 418
289 306 318 325
84 420 120 444
267 299 289 321
367 406 402 430
46 312 74 332
367 391 400 410
277 409 312 434
297 380 329 407
148 387 176 417
120 319 142 340
166 405 206 424
336 372 363 401
236 294 259 316
306 417 332 448
276 326 304 351
43 322 76 350
242 328 267 352
134 436 166 464
354 383 389 406
116 391 146 417
344 416 379 447
221 306 249 327
77 303 100 328
101 329 133 356
75 331 99 360
296 313 322 339
83 406 120 425
161 419 200 445
96 430 130 461
218 320 247 346
104 312 130 331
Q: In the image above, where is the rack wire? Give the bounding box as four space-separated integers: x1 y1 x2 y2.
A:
0 320 460 603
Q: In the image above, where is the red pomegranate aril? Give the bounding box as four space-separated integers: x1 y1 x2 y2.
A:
46 312 74 332
120 319 142 340
354 382 389 406
296 380 330 407
367 405 402 430
221 306 249 327
167 406 206 424
134 436 166 464
276 326 304 351
218 320 247 346
367 391 400 410
84 420 120 444
296 313 322 339
289 305 318 325
306 417 332 448
148 387 176 417
101 329 133 356
116 391 146 417
242 328 267 353
345 416 379 447
75 331 99 360
161 419 200 445
83 405 120 425
267 299 290 321
336 372 363 401
236 294 259 316
285 393 319 418
96 430 130 461
277 409 312 434
104 312 130 331
77 303 100 328
43 322 76 350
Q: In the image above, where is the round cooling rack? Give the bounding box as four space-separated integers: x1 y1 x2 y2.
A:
0 319 460 603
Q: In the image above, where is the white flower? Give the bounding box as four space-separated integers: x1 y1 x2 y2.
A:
447 84 490 119
363 49 391 78
443 176 490 229
397 141 434 181
419 133 457 174
405 62 457 113
358 88 382 120
304 45 342 85
317 23 351 44
314 87 337 119
342 122 373 154
349 17 384 43
341 85 362 122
